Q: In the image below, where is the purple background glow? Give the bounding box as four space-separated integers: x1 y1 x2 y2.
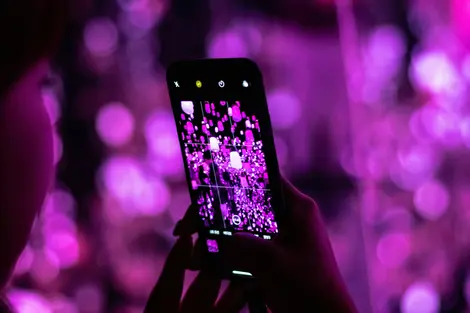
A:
6 0 470 312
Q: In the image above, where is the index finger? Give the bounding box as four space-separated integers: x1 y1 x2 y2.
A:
144 236 193 313
173 204 200 236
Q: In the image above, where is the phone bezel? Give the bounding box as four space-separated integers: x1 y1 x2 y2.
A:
166 58 286 279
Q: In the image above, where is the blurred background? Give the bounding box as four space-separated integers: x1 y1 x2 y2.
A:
8 0 470 312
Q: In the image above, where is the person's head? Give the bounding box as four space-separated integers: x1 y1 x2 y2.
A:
0 0 65 290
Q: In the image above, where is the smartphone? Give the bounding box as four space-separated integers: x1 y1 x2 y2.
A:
166 58 285 279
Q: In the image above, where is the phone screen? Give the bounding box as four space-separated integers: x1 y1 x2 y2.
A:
167 59 284 273
178 99 278 235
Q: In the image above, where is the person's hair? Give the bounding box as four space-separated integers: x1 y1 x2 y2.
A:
0 0 66 97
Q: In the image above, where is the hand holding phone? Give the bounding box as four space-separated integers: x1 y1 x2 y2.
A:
170 179 359 313
167 58 286 279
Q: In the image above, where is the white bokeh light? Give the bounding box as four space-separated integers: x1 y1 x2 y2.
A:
401 281 440 313
410 52 460 95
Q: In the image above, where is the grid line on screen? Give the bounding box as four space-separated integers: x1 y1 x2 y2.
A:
198 100 228 228
195 184 270 191
185 142 253 148
225 101 273 230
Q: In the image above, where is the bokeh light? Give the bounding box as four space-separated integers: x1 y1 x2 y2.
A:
376 232 411 269
459 117 470 148
401 281 440 313
397 145 439 177
100 156 170 215
208 29 249 58
31 250 61 284
96 102 135 147
44 231 80 269
145 110 180 159
7 290 52 313
267 90 302 130
84 18 119 57
413 180 449 220
410 51 460 95
43 189 76 217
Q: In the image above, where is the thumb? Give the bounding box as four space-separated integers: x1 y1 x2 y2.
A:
221 233 283 279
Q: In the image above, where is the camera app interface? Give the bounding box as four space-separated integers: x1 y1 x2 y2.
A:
177 99 279 237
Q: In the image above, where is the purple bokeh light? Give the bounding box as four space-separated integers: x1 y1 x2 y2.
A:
208 30 250 58
410 106 462 146
100 156 170 215
44 231 80 269
459 117 470 148
267 90 302 130
43 189 76 217
413 180 449 221
376 232 411 269
30 251 60 285
397 145 439 177
96 102 135 147
84 18 119 57
401 281 440 313
367 26 406 69
7 290 52 313
145 111 180 159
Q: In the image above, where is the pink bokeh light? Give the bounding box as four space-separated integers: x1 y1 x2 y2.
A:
413 180 449 221
44 231 80 269
459 117 470 148
30 251 60 285
84 18 119 57
7 290 52 313
410 106 462 146
145 111 180 159
96 102 135 147
267 90 302 130
100 156 170 215
376 233 411 269
208 30 250 58
401 281 440 313
397 145 439 175
44 189 76 217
